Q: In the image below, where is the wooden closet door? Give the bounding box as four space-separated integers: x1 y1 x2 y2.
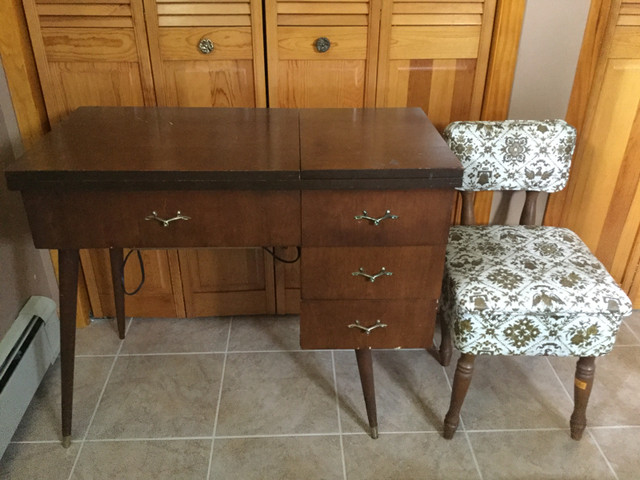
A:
264 0 381 107
144 0 266 107
143 0 275 317
375 0 496 131
546 0 640 307
22 0 188 319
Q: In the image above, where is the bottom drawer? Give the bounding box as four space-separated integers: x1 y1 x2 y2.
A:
300 299 436 349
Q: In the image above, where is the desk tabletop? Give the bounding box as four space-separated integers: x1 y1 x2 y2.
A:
6 107 462 191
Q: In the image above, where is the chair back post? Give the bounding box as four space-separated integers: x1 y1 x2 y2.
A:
519 190 541 225
461 191 476 226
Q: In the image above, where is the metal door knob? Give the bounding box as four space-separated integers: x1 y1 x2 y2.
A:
198 38 214 54
315 37 331 53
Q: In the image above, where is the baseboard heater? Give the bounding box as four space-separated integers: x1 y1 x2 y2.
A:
0 296 59 458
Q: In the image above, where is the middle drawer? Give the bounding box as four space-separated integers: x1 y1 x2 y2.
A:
300 246 445 300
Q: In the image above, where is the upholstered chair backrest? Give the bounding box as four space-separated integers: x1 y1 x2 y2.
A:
442 119 577 193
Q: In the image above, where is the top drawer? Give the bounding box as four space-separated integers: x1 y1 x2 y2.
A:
301 189 454 246
23 190 300 249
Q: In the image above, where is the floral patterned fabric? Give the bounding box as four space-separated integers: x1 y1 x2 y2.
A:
440 225 633 356
442 119 576 192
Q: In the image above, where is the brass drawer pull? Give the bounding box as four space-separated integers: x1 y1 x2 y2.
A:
354 210 398 226
198 38 214 54
352 267 392 282
315 37 331 53
145 211 191 227
348 319 388 335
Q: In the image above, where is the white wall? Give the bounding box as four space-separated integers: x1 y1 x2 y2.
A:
0 56 57 340
490 0 591 224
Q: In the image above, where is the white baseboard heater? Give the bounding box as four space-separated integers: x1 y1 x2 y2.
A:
0 296 59 458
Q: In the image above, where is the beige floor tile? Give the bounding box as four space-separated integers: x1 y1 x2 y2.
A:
120 317 230 354
444 355 573 431
215 352 338 435
548 346 640 427
87 354 223 439
11 357 113 442
334 349 449 434
0 442 80 480
469 430 616 480
623 311 640 341
227 315 300 352
342 432 480 480
71 440 211 480
614 321 640 346
76 318 124 356
590 427 640 480
210 436 343 480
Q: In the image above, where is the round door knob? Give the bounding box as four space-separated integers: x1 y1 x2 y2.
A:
315 37 331 53
198 38 214 54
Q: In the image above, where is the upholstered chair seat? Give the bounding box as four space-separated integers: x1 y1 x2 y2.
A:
437 119 632 441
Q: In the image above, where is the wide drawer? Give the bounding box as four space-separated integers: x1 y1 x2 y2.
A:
277 26 368 60
300 246 446 300
23 190 300 248
301 190 454 246
300 299 436 349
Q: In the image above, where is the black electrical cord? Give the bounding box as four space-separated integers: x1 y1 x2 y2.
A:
121 249 145 295
262 246 301 264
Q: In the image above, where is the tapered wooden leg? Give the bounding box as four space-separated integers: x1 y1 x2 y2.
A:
438 308 452 367
109 248 126 339
355 348 378 439
59 249 79 448
570 356 596 441
444 353 476 439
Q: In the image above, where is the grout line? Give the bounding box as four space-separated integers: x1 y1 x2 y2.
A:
206 316 233 480
67 330 126 480
546 357 574 403
587 428 620 480
622 317 640 343
331 351 348 480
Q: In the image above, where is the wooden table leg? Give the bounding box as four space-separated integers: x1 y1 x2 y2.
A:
58 249 79 448
109 248 126 339
355 348 378 439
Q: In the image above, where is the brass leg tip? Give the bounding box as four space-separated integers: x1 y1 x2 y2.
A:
371 426 379 439
62 435 72 448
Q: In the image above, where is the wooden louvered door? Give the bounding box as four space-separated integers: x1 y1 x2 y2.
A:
22 0 156 122
376 0 496 131
144 0 266 107
545 0 640 307
264 0 381 107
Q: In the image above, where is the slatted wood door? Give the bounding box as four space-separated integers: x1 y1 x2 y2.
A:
264 0 381 107
22 0 156 123
546 0 640 307
375 0 496 131
144 0 266 107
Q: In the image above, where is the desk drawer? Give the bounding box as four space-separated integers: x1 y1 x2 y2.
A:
23 190 300 248
301 190 454 246
300 299 436 349
300 246 445 300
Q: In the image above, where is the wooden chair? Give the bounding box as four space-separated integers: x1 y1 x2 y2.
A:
437 119 632 440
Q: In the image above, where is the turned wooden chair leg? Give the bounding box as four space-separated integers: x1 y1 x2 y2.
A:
355 348 378 439
570 356 596 440
444 353 476 439
438 308 452 367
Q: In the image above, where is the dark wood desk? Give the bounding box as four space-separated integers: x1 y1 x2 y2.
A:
5 107 462 446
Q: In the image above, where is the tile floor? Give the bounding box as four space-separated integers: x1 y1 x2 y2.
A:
1 312 639 479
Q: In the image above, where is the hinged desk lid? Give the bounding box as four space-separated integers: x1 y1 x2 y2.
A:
5 107 301 190
299 108 462 189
